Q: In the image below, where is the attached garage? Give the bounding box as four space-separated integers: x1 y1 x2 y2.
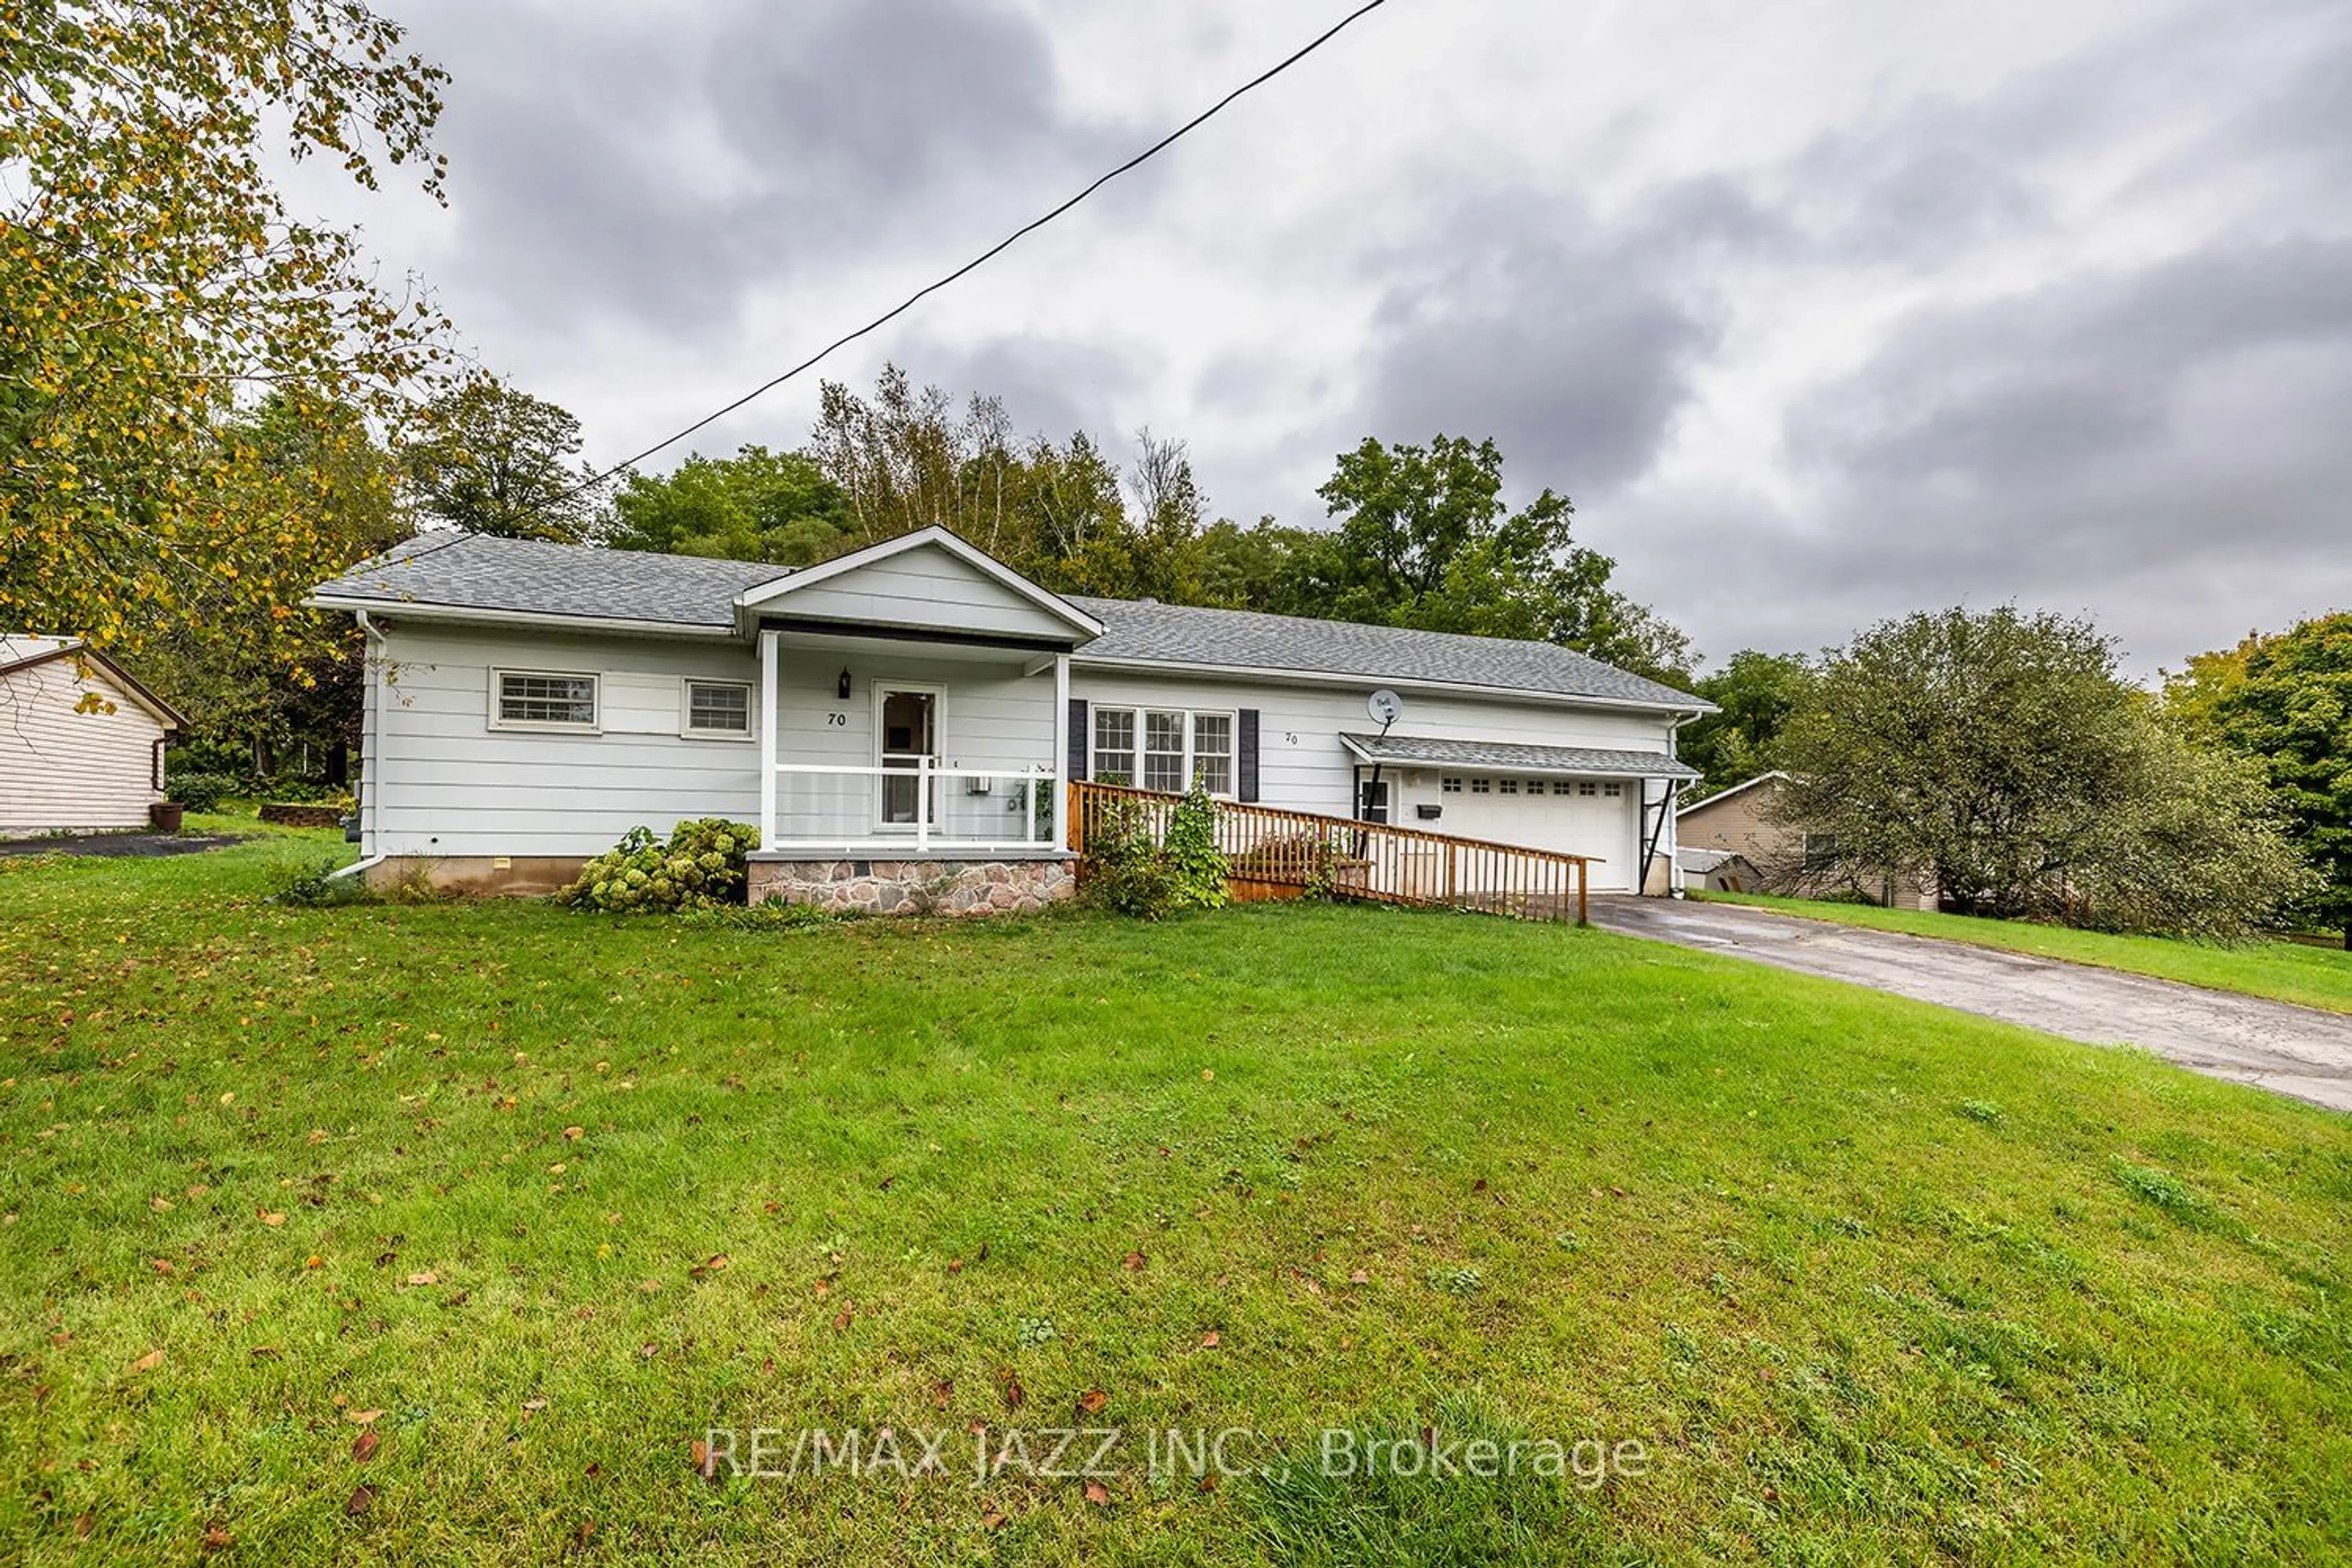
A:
1340 733 1697 893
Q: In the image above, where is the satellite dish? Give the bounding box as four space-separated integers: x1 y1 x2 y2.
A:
1366 688 1403 727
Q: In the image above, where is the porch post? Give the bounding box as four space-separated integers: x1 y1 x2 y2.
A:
1052 651 1071 850
758 628 777 850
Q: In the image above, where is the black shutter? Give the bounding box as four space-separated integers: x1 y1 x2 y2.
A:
1237 709 1261 802
1067 698 1089 783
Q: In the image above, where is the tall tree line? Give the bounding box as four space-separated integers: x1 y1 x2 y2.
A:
590 364 1696 685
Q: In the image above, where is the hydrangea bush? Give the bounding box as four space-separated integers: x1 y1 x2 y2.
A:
558 818 760 913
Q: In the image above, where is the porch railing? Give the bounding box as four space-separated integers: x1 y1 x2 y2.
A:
1066 780 1594 925
764 762 1058 854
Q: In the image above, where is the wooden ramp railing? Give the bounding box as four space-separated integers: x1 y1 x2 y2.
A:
1067 780 1593 925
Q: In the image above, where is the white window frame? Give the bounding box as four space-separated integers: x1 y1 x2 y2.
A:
1088 705 1238 797
680 677 755 741
489 668 600 733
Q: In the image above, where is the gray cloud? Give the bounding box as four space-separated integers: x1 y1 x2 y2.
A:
1354 182 1774 497
421 0 1118 341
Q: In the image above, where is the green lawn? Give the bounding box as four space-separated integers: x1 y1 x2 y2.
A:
1697 892 2352 1016
4 833 2349 1564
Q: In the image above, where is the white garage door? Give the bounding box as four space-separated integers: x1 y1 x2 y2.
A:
1433 774 1643 891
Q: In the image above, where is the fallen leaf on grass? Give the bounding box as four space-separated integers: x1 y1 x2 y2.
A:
690 1440 720 1479
128 1348 164 1373
948 1258 964 1275
1121 1251 1146 1272
1084 1480 1110 1506
832 1303 854 1332
74 1512 93 1539
981 1510 1008 1531
405 1272 437 1287
688 1254 731 1281
1076 1389 1107 1415
345 1484 375 1516
1349 1268 1370 1286
1198 1332 1220 1349
201 1524 232 1551
522 1398 548 1413
562 1126 584 1141
346 1409 382 1425
258 1210 285 1227
352 1429 380 1463
1002 1374 1025 1411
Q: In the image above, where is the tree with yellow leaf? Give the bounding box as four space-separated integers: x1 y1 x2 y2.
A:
0 0 458 657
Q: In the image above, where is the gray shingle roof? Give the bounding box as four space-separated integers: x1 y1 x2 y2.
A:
307 533 1710 711
311 532 788 629
1339 732 1702 779
1068 596 1709 710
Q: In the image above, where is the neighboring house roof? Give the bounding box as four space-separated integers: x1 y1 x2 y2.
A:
1678 770 1790 813
311 532 788 633
0 633 186 729
308 531 1713 712
1676 846 1758 873
1338 732 1702 780
1068 597 1710 712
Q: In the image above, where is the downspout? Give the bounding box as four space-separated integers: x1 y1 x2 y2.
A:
329 609 388 882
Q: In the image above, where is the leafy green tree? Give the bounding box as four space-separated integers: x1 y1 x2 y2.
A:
2195 614 2352 946
603 446 853 565
1776 606 2307 937
1306 434 1694 682
1 0 456 654
1682 650 1814 791
137 395 407 777
400 377 598 541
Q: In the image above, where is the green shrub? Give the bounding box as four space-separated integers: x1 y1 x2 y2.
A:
1163 786 1229 911
1081 790 1226 919
267 858 371 907
168 772 238 813
557 818 760 913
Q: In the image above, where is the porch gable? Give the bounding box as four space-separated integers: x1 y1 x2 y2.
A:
736 527 1101 646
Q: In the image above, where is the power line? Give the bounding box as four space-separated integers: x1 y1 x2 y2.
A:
554 0 1395 503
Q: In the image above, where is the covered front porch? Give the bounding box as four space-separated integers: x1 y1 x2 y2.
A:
735 528 1101 910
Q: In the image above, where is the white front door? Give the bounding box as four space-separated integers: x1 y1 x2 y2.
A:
876 687 939 828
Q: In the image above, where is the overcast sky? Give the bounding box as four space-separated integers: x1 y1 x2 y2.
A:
315 0 2352 675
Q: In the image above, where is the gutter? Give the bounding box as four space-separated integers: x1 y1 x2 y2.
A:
1068 654 1720 717
304 595 742 641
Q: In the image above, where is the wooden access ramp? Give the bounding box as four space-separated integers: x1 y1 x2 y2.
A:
1067 780 1596 925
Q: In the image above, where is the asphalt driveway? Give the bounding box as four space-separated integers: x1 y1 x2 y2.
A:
1588 898 2352 1113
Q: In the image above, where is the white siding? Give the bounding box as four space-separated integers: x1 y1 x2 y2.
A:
1068 669 1673 891
761 542 1079 641
365 622 1061 857
0 658 169 832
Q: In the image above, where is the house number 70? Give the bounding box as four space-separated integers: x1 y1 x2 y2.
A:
827 712 848 726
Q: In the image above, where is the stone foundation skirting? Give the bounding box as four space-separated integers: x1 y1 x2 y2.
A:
748 856 1074 917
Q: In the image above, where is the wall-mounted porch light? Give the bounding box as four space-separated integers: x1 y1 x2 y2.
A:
837 667 853 700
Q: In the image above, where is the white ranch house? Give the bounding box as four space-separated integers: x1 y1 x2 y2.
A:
309 529 1709 910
